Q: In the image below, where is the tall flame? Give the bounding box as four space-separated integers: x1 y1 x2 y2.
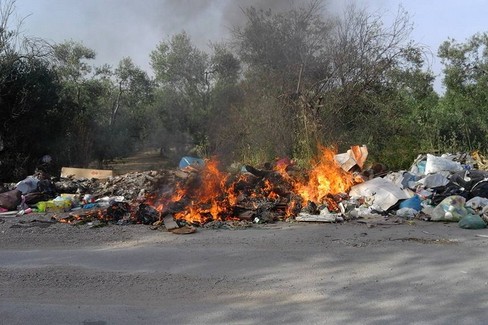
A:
294 146 357 204
173 159 231 224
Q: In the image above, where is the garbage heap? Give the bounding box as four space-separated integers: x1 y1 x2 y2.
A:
1 150 488 231
341 153 488 229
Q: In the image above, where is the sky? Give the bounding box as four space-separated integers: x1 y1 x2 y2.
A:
10 0 488 93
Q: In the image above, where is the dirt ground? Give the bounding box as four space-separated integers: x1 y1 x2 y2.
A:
103 149 171 175
1 214 488 325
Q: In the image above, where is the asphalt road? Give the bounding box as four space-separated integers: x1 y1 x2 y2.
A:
1 221 488 324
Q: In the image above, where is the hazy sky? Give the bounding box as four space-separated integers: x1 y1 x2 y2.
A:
11 0 488 92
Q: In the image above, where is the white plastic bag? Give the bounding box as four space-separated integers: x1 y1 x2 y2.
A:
425 154 463 174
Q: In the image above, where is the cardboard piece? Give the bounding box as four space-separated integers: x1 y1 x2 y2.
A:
61 167 113 180
334 145 368 171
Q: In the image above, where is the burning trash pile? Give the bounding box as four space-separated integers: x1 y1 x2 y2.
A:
2 146 488 232
145 146 367 228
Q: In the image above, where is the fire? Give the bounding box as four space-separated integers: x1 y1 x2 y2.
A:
171 159 232 224
148 146 363 225
294 146 358 205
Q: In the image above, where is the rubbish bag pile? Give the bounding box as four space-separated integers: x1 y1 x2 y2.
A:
344 153 488 229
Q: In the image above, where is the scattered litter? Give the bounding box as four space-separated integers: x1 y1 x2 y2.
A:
396 207 418 219
334 145 368 171
296 211 343 223
163 214 179 230
169 225 196 234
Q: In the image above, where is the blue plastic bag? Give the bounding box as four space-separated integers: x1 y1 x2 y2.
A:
399 195 422 211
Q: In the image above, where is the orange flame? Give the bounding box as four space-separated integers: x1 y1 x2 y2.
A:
148 147 362 224
170 159 231 224
294 146 359 204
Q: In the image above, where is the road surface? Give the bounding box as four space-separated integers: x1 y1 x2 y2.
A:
1 218 488 324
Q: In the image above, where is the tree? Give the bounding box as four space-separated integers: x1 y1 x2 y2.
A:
436 33 488 152
0 0 66 180
111 57 153 127
229 1 433 168
231 1 335 162
319 5 437 167
150 32 211 157
91 57 155 162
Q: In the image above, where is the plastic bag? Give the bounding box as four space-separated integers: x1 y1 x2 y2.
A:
425 154 463 174
396 207 418 219
15 176 39 195
0 189 22 210
430 195 468 221
466 197 488 210
458 215 487 229
399 195 422 211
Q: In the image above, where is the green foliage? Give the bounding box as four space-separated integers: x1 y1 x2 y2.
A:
436 33 488 153
0 54 64 180
0 1 67 180
4 0 488 181
150 32 211 149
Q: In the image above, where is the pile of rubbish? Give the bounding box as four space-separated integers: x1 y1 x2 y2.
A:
1 150 488 231
340 152 488 229
0 170 174 226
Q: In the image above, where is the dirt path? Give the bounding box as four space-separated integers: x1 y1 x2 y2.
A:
104 148 171 175
1 218 488 324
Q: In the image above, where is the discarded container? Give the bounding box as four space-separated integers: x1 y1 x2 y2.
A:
458 215 487 229
178 156 205 169
16 208 32 216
